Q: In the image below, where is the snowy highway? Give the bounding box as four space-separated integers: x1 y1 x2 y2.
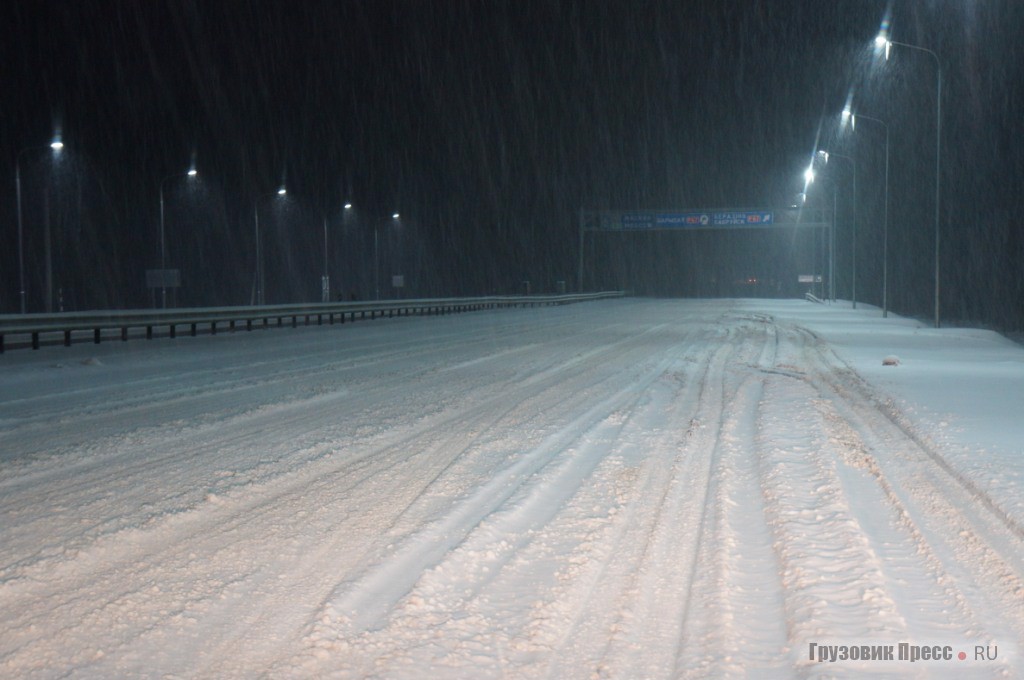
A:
1 298 1022 678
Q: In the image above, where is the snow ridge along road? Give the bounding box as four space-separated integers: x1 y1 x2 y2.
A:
0 298 1021 678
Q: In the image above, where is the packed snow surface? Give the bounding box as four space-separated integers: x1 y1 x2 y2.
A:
1 298 1022 679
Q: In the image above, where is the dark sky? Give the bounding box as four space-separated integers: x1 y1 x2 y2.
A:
2 1 1022 327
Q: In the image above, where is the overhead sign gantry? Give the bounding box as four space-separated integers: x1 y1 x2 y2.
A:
577 206 833 293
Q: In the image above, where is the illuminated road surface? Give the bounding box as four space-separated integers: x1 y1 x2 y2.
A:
1 299 1021 678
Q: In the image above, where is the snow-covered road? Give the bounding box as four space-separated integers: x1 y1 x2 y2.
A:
1 298 1021 678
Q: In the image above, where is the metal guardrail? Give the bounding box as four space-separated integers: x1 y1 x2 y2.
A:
0 292 624 353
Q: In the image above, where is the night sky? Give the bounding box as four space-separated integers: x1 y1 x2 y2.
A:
2 1 1022 329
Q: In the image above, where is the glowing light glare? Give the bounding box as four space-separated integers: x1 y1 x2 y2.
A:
277 186 287 195
187 168 198 177
875 33 892 60
841 89 855 130
804 166 815 185
392 213 400 220
842 106 856 131
50 138 64 151
344 203 352 210
874 15 893 60
816 150 829 163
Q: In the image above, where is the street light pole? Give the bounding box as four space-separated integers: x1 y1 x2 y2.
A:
15 158 27 314
373 213 400 301
158 184 166 308
322 216 330 302
158 167 198 308
253 185 287 306
820 150 857 307
254 204 261 305
804 165 837 302
15 139 64 314
374 225 380 301
831 182 837 303
845 109 890 317
877 35 942 327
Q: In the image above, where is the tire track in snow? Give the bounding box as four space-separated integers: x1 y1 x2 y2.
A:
296 333 680 641
0 313 632 582
288 325 724 679
790 326 1024 659
675 319 790 678
0 312 676 679
0 313 581 461
531 331 731 679
586 338 736 680
746 322 1022 677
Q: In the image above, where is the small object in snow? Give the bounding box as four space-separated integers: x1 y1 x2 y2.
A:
882 355 900 366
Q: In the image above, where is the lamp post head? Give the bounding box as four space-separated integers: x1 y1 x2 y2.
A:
816 149 829 164
841 106 856 131
874 33 892 60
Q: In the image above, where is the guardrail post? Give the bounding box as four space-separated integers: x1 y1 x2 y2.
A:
94 328 101 344
146 326 153 340
211 321 217 335
32 332 40 349
191 323 197 337
121 327 128 341
65 330 72 347
169 324 176 339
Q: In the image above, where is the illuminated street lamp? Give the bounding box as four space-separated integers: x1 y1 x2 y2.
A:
843 106 891 317
14 136 64 314
158 164 199 308
253 185 287 306
875 31 942 327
